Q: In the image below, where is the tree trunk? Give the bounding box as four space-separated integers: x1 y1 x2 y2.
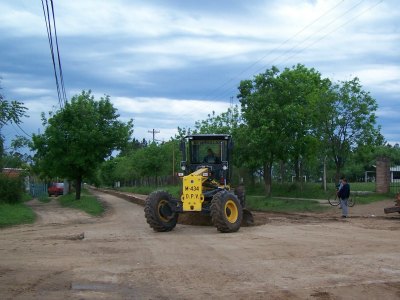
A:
335 163 342 183
75 175 82 200
279 160 285 183
263 162 272 197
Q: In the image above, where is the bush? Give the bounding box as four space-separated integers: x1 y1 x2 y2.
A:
0 174 24 204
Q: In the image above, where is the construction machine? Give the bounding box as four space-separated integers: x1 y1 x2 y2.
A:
144 134 254 233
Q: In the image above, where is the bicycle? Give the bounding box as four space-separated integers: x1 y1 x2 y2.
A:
328 192 356 207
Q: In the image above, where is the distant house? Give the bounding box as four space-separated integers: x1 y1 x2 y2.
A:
1 168 23 178
390 166 400 183
2 168 30 191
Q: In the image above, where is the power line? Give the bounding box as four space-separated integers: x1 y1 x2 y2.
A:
41 0 67 109
14 123 32 138
203 0 382 103
50 0 67 104
201 0 348 102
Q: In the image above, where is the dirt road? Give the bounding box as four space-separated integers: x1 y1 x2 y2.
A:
1 190 400 299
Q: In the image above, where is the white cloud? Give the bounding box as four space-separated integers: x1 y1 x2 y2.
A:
114 96 229 119
1 0 399 144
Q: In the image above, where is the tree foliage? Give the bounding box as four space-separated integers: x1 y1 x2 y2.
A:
315 77 384 180
0 81 28 167
94 65 386 195
237 65 382 195
31 90 133 199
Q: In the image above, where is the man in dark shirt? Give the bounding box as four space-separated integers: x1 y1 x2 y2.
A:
203 148 220 164
337 178 350 218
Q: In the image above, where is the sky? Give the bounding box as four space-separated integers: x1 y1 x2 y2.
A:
1 0 399 150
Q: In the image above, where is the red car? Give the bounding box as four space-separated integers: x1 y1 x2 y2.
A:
48 182 64 196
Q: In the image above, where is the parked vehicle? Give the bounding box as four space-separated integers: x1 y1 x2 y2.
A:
48 182 64 196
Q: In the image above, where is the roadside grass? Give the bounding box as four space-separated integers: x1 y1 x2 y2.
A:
58 189 104 216
247 182 377 199
0 202 36 228
21 192 33 202
38 194 52 203
352 192 391 205
246 196 328 213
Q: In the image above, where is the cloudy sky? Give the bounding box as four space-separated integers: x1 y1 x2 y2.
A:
1 0 399 148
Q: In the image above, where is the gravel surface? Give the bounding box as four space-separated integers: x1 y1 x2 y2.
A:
0 190 399 299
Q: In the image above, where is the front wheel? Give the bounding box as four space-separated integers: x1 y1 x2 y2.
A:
211 191 243 233
328 193 340 206
144 191 178 232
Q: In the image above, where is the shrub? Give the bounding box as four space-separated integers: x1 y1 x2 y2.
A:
0 174 24 204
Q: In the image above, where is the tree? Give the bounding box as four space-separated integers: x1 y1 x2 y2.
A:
274 64 330 182
315 77 383 180
238 66 284 196
31 90 133 199
194 106 242 135
0 81 28 167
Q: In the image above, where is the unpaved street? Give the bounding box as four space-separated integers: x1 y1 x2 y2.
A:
1 190 400 299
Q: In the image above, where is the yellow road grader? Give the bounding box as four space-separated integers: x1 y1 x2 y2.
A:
144 134 253 233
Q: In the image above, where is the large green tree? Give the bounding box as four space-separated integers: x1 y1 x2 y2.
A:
32 90 133 199
238 65 326 195
314 77 383 180
238 66 283 195
275 64 330 182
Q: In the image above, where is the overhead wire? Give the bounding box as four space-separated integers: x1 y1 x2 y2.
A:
50 0 67 104
201 0 348 101
203 0 382 104
40 0 67 109
271 0 384 74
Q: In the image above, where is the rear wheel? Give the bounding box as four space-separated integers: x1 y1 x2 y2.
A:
211 191 243 233
144 191 178 232
328 193 340 206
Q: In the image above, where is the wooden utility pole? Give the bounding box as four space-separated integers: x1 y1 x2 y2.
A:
148 129 160 143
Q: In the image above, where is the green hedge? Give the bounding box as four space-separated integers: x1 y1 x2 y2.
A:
0 174 23 204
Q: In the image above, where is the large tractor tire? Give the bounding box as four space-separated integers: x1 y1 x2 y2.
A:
210 191 243 233
144 191 178 232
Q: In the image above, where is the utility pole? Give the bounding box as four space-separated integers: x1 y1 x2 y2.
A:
148 129 160 143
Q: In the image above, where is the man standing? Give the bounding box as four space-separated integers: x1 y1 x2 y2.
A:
337 178 350 218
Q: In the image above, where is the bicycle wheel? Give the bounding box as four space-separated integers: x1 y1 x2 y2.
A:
348 195 356 207
328 193 340 206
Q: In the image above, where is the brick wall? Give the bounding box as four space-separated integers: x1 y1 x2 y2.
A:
376 157 390 193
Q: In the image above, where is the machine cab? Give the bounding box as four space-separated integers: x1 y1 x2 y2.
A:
180 134 233 185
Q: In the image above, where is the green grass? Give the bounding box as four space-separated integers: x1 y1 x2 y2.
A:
58 190 104 216
0 203 36 228
21 192 33 202
352 192 390 205
246 196 327 213
38 194 52 203
248 182 380 199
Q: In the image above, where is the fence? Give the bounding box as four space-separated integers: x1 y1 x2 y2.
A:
390 165 400 194
29 183 48 197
